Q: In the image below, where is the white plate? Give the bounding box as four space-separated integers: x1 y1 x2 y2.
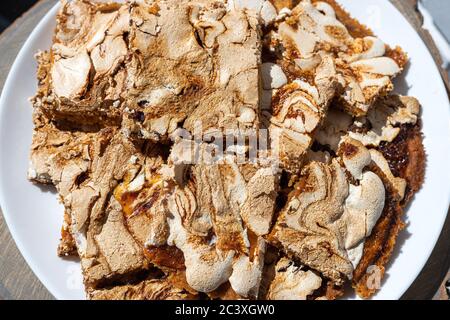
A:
1 0 449 300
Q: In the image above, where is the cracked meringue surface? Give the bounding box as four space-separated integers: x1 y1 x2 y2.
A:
124 0 262 141
269 137 394 285
27 0 425 300
264 0 406 117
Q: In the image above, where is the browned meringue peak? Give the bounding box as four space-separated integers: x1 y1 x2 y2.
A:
28 117 192 295
337 138 386 252
270 138 387 284
34 0 130 127
267 258 322 300
123 0 260 142
32 123 172 290
316 95 421 151
271 0 403 116
262 55 338 173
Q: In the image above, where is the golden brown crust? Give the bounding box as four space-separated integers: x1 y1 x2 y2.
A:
403 125 427 197
352 123 425 298
352 179 405 298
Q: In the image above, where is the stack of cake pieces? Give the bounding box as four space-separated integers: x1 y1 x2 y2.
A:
28 0 425 300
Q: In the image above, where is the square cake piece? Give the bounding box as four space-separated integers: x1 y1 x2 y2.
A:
314 95 425 297
123 0 261 141
113 140 280 299
264 0 407 117
269 95 425 297
32 0 130 127
29 115 202 298
29 112 163 290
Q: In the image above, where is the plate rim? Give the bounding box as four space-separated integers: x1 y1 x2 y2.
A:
0 0 449 300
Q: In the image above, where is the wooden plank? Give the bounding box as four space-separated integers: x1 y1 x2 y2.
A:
0 0 448 300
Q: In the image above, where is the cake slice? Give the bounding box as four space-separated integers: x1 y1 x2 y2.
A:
53 129 158 291
315 95 425 297
29 113 160 289
263 0 407 117
32 0 130 128
113 139 280 299
29 113 202 298
269 138 388 286
268 95 425 298
36 0 262 140
123 0 261 142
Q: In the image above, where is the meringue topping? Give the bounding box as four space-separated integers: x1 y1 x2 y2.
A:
267 258 322 300
271 0 404 116
271 138 388 284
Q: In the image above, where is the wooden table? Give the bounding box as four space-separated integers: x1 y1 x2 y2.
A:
0 0 449 300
